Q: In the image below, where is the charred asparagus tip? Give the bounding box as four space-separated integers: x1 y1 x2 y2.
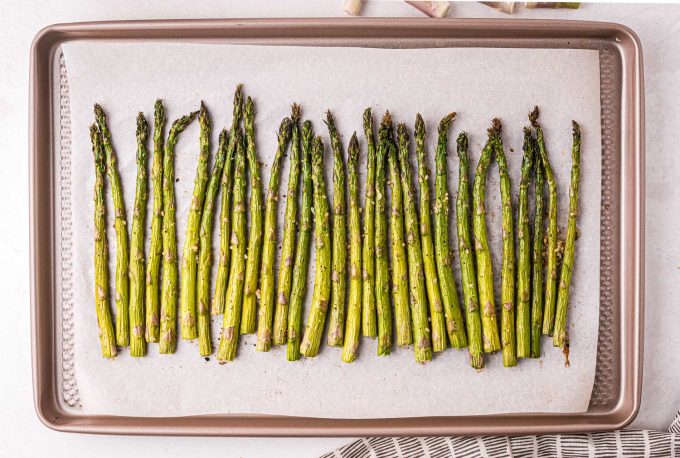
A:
572 120 581 135
349 131 359 152
456 131 468 150
291 103 301 122
415 113 425 135
381 110 392 126
93 103 105 119
438 112 457 133
490 117 503 136
324 110 336 130
136 112 147 138
523 125 532 137
529 106 540 127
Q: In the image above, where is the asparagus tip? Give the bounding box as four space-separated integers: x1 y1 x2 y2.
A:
489 117 503 137
302 119 313 141
529 106 540 127
572 120 581 136
456 131 468 150
381 110 392 127
397 122 408 141
324 110 336 131
218 128 228 145
523 125 532 137
363 107 372 125
415 113 424 136
136 112 148 139
291 103 302 123
348 132 359 163
438 112 456 134
93 103 105 121
154 99 164 118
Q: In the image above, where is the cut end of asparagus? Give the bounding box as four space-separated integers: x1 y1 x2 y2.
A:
415 113 425 138
438 112 456 134
381 110 392 128
529 105 540 127
348 132 359 164
456 131 468 151
291 103 302 123
469 351 485 370
136 112 148 141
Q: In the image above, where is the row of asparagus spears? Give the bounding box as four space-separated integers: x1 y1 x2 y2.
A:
91 85 581 368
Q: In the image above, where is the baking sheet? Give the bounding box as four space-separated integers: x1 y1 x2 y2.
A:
62 42 601 418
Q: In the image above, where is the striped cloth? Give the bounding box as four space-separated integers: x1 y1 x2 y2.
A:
321 411 680 457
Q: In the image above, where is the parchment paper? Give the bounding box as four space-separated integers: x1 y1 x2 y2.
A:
63 42 601 418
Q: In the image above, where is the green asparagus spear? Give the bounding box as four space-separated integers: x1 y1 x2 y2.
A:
472 122 502 353
241 97 264 335
493 120 517 367
129 113 149 357
516 127 534 359
362 108 378 339
180 102 211 340
431 114 468 349
300 136 332 357
342 133 362 362
216 131 247 362
90 124 117 358
211 85 244 315
256 116 293 351
196 129 229 356
455 132 484 369
530 136 545 358
530 107 559 336
326 111 348 347
553 121 581 350
159 110 199 354
384 114 411 349
287 121 314 361
94 104 130 347
397 123 442 353
145 100 165 343
272 105 302 346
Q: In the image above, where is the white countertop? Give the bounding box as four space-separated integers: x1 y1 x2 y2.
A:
2 1 678 456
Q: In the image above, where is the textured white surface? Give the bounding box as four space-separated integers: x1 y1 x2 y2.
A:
1 1 679 457
64 42 600 417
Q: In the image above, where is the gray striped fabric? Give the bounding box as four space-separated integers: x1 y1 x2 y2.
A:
321 411 680 457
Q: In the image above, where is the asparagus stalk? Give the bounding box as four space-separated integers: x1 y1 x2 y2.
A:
129 113 149 357
216 130 247 362
196 129 229 356
553 121 581 350
211 85 244 315
530 136 545 358
256 116 293 351
241 97 264 334
472 122 502 353
530 107 559 335
397 123 442 353
145 100 165 343
341 133 362 362
300 136 332 357
272 105 302 345
493 120 517 367
384 114 411 348
286 121 314 361
159 110 199 354
362 108 378 339
90 124 117 358
94 104 130 347
455 132 484 369
179 102 211 340
516 127 534 359
431 114 468 349
326 111 348 347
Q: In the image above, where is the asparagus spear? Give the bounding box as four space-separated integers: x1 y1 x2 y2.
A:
384 114 411 349
553 121 581 351
94 104 130 347
516 127 534 359
341 133 362 362
530 107 559 335
179 102 211 340
159 110 199 354
145 100 165 343
455 132 484 369
530 136 545 358
286 121 314 361
216 130 247 362
256 116 293 351
390 136 431 362
90 124 117 358
431 114 468 349
211 85 244 315
361 108 378 339
493 120 517 367
300 136 332 357
472 122 501 353
129 113 149 357
272 105 302 345
326 111 348 347
397 123 442 353
196 129 229 356
241 97 264 335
